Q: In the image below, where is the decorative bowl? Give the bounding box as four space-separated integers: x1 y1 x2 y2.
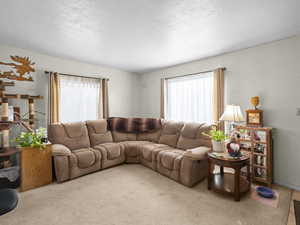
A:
256 186 274 198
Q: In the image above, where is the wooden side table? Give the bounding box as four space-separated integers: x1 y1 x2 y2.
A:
20 144 53 192
207 152 251 201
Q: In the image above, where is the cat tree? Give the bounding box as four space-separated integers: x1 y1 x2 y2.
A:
0 80 43 150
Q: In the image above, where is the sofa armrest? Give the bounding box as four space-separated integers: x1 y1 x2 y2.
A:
52 144 72 156
183 146 211 160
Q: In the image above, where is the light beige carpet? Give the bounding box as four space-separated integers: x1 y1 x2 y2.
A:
1 164 291 225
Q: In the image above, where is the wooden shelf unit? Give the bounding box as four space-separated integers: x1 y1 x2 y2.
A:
235 126 273 186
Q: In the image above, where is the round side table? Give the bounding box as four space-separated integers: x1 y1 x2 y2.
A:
207 152 251 201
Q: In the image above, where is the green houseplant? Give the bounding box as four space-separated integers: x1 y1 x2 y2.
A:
202 126 228 152
15 128 47 150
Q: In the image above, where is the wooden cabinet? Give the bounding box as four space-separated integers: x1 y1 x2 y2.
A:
20 145 52 192
235 126 273 186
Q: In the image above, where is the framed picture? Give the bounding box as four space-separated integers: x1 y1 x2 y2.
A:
246 109 263 127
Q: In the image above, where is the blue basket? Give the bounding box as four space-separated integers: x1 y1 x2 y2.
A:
256 186 274 198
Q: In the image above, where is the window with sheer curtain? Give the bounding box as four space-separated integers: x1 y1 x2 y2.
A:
165 72 213 124
59 75 101 123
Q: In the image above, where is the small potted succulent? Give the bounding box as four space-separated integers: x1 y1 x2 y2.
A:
203 126 228 152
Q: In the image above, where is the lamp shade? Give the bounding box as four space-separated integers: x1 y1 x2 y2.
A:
219 105 244 122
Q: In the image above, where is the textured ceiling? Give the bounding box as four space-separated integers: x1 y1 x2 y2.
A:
0 0 299 73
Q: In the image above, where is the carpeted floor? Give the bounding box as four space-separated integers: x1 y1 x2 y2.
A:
1 164 291 225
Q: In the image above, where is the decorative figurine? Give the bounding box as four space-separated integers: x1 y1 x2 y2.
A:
227 141 241 157
246 96 263 127
250 96 260 109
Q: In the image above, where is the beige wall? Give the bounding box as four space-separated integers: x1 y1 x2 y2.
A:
0 44 139 128
138 35 300 190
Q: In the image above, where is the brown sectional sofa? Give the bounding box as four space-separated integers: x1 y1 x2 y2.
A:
48 119 212 187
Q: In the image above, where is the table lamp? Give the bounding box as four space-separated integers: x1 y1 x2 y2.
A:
219 105 245 135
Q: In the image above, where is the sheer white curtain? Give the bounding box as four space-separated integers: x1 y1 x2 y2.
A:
59 75 101 123
166 72 213 124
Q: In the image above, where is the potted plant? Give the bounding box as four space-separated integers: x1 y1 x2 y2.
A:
16 128 47 150
203 126 228 152
15 127 52 192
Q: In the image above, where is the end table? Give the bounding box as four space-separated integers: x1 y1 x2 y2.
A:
20 144 53 192
207 152 251 201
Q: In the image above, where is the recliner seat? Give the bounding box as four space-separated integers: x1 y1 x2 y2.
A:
48 118 212 187
86 120 125 169
48 122 102 182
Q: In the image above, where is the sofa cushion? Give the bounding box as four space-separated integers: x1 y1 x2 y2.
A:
137 129 161 142
86 120 113 146
158 149 184 170
91 132 112 145
159 134 179 148
72 148 99 169
177 123 212 150
177 136 202 150
87 119 107 133
94 143 122 160
52 144 72 156
140 143 169 161
48 122 90 150
118 141 151 157
183 146 211 160
180 123 204 138
63 122 85 138
158 121 184 147
112 131 137 142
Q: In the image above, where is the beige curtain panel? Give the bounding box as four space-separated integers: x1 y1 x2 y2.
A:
160 78 166 119
212 68 225 129
102 79 109 119
49 72 60 124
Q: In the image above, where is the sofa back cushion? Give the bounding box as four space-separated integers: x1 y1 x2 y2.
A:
158 120 184 147
177 123 212 150
137 129 161 142
48 122 90 150
86 120 113 146
112 131 137 142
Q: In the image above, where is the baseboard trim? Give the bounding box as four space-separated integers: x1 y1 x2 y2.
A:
275 181 300 192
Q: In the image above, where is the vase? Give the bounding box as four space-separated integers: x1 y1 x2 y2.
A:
212 140 225 152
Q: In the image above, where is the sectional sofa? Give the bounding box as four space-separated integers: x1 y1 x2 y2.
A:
48 118 212 187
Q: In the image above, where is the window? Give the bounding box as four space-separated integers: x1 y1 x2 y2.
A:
59 75 101 123
165 72 213 124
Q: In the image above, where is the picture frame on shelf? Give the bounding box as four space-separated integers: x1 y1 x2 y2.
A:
254 143 266 154
246 109 263 127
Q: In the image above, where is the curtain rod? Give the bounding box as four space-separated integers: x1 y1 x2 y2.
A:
164 67 226 80
44 71 109 81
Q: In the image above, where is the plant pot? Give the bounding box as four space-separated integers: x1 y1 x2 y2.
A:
212 140 225 152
